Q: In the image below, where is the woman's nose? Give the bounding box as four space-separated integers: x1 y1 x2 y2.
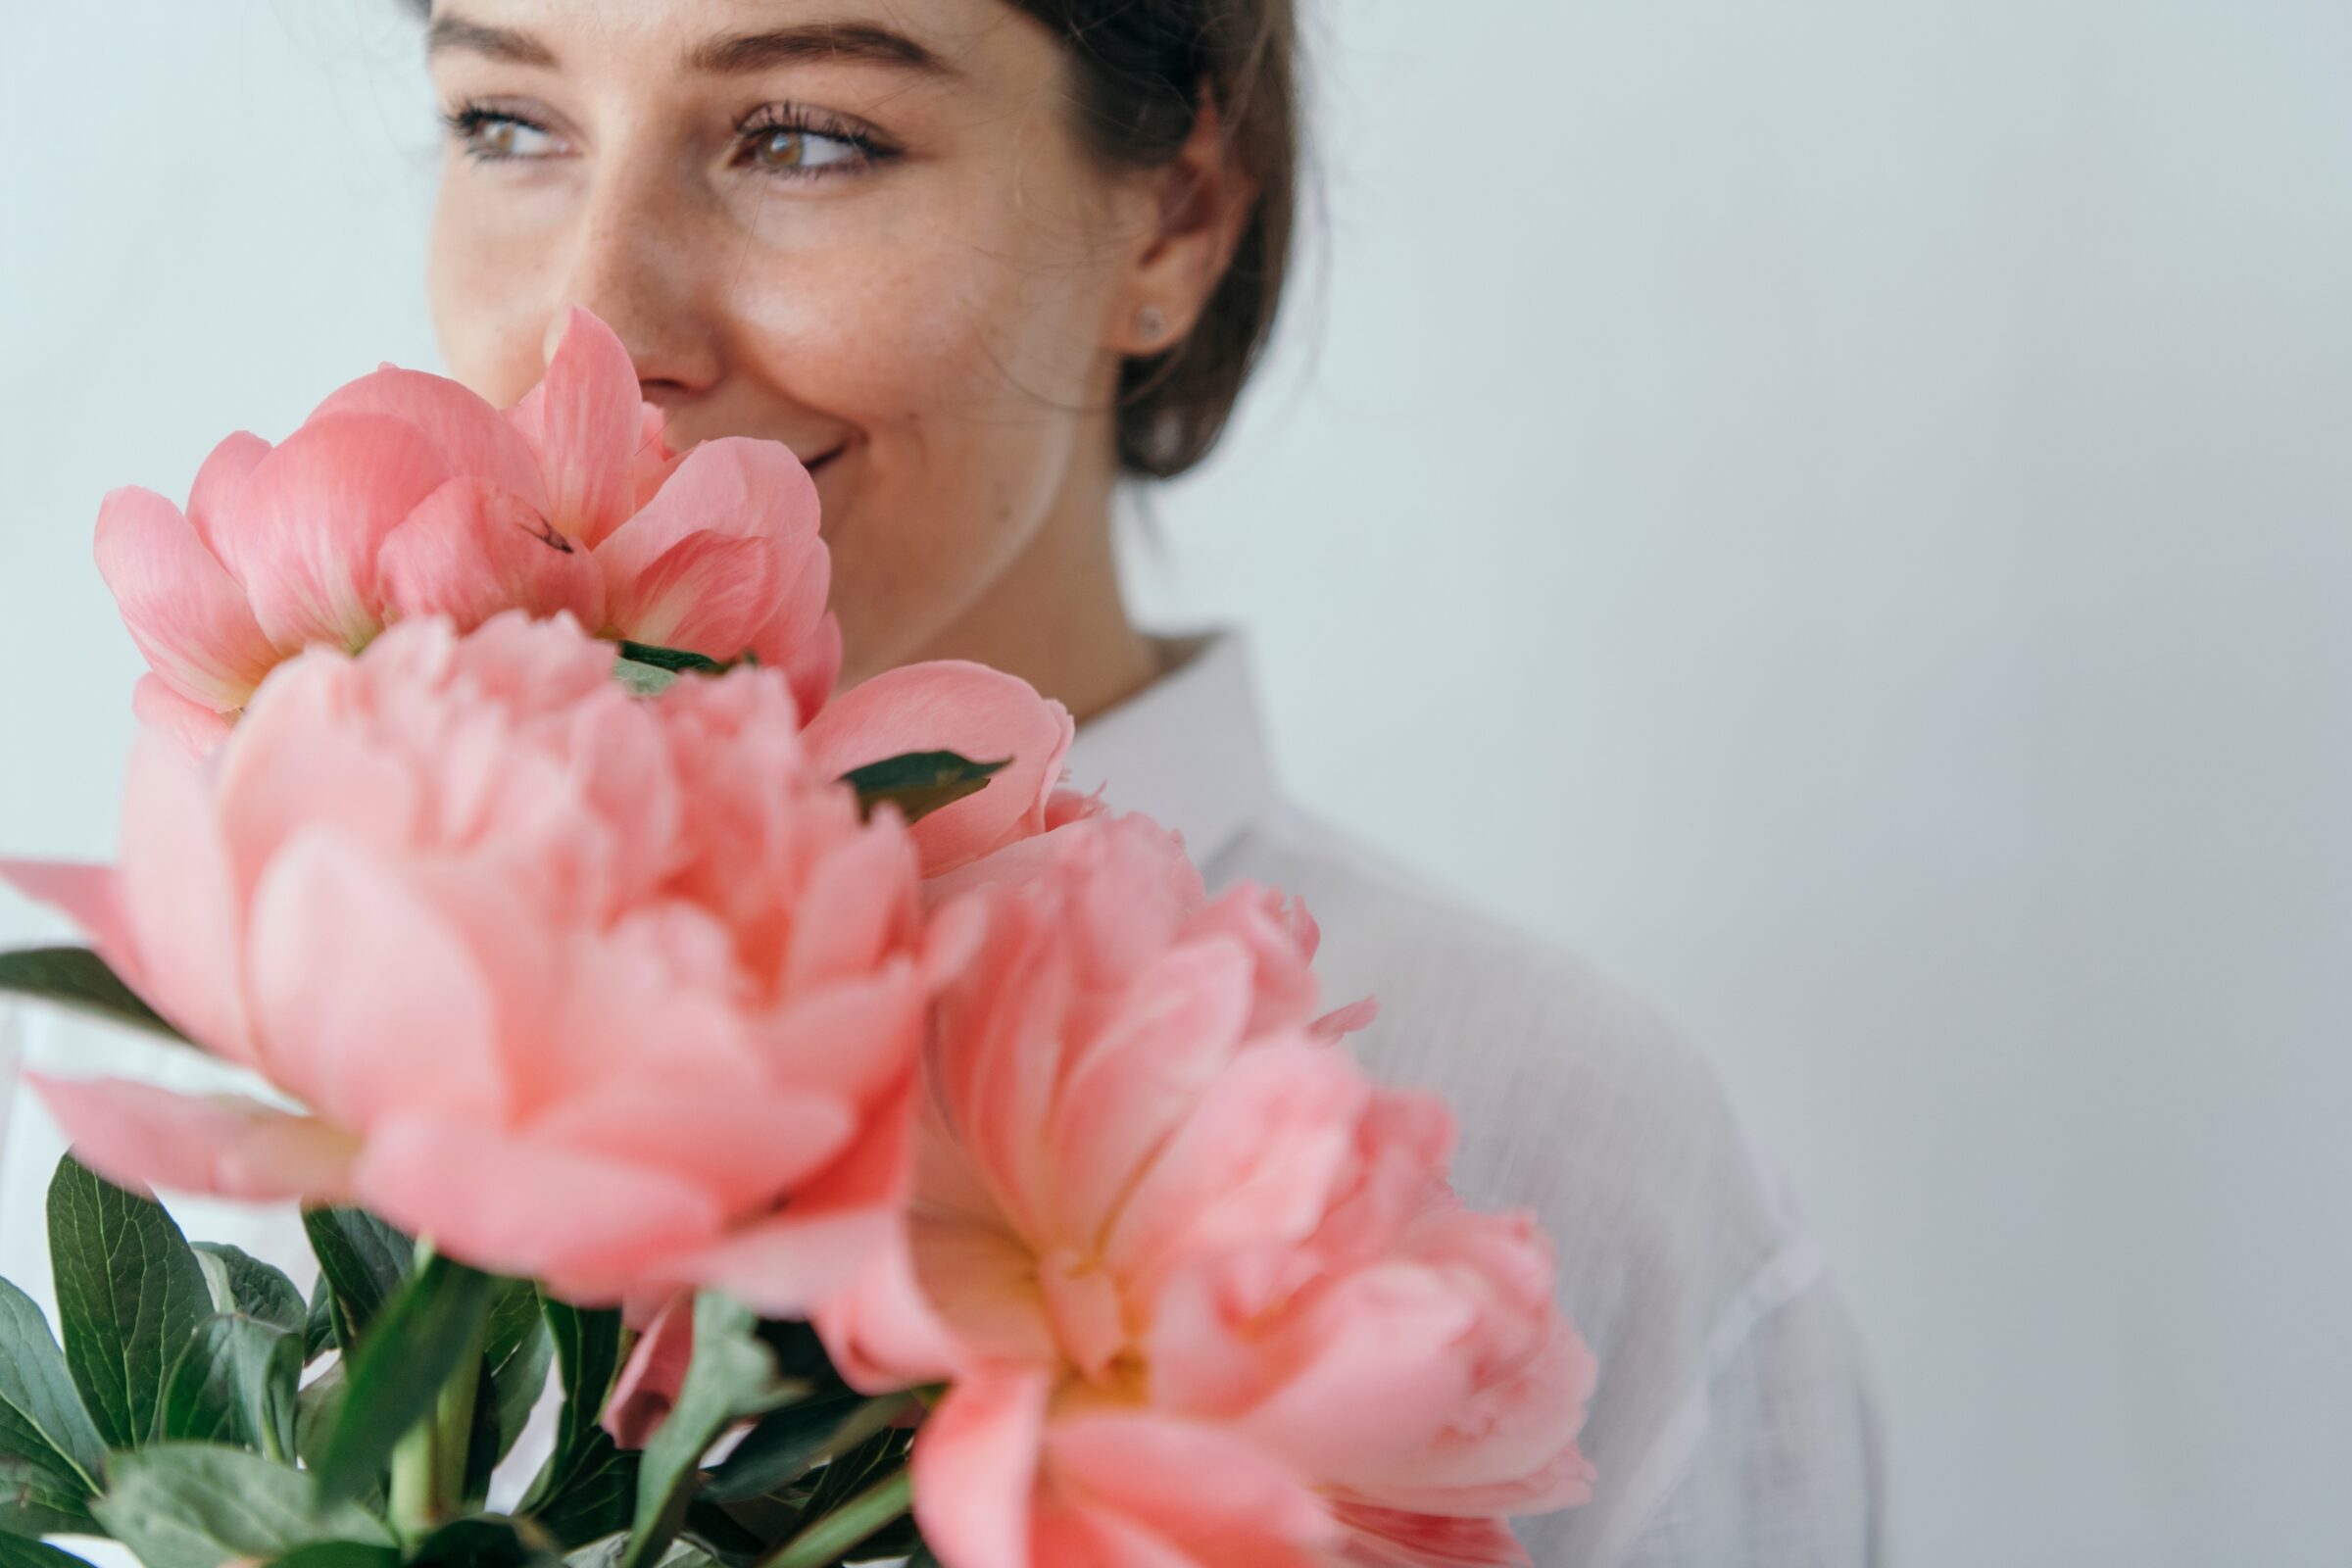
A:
541 161 725 398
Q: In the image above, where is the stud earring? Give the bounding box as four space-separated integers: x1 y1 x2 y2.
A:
1134 304 1167 347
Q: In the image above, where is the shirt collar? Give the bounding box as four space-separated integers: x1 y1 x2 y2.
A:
1062 632 1277 869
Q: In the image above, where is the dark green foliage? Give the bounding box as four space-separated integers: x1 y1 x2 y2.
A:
313 1255 497 1504
46 1156 212 1450
91 1445 393 1568
0 1279 106 1538
839 751 1008 824
0 949 181 1042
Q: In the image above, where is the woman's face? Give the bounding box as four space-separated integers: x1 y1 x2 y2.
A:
424 0 1155 681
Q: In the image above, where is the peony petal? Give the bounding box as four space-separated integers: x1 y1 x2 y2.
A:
630 403 684 511
1104 1041 1367 1291
600 533 779 662
1326 1317 1597 1515
1228 1261 1482 1483
655 1070 915 1314
244 829 506 1128
377 476 607 631
1049 939 1257 1248
910 1368 1051 1568
131 675 235 759
528 1084 858 1218
32 1075 358 1202
650 1205 897 1319
0 859 140 986
803 662 1073 876
755 963 927 1106
355 1116 724 1288
602 434 820 571
605 1294 696 1448
223 412 451 650
1327 1504 1532 1568
1045 1414 1334 1561
747 531 831 673
782 825 919 992
117 727 256 1064
595 436 819 659
507 307 642 546
312 367 551 514
212 655 421 909
185 430 271 576
776 609 842 724
812 1223 964 1393
93 486 277 710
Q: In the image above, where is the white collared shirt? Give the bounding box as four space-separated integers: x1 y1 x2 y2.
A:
0 636 1881 1567
1064 636 1884 1567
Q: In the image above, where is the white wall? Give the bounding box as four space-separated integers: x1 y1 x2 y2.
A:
5 3 2349 1563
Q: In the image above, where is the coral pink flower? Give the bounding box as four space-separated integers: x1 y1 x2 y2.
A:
800 661 1075 880
95 309 840 728
819 816 1597 1568
1 613 953 1309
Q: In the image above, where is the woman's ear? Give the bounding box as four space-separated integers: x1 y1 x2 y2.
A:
1108 98 1260 357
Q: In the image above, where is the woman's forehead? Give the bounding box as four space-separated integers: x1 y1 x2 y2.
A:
422 0 1044 82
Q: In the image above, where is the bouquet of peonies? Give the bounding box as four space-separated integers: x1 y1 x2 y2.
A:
0 313 1595 1568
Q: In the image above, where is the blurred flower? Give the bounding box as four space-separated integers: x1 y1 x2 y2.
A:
819 815 1596 1568
2 613 956 1310
95 308 839 729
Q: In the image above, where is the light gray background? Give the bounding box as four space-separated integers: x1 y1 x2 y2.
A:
4 3 2349 1564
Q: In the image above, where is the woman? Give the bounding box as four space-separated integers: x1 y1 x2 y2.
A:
2 0 1881 1560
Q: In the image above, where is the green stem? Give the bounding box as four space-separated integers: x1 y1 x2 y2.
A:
387 1419 437 1543
758 1467 914 1568
385 1240 484 1541
431 1340 483 1513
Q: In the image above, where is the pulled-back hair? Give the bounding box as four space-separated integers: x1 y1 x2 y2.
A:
1008 0 1298 476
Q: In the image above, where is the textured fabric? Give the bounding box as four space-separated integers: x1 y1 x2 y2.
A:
0 633 1882 1565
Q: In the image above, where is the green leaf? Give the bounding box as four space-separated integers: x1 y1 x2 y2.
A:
92 1444 392 1568
302 1276 337 1364
313 1253 496 1505
0 1535 96 1568
616 1298 800 1568
0 948 183 1042
190 1245 306 1335
263 1544 404 1568
528 1442 636 1553
564 1541 717 1568
612 643 727 676
0 1278 106 1537
47 1154 213 1449
300 1209 412 1350
484 1281 557 1470
701 1391 912 1503
292 1365 345 1472
156 1314 301 1459
520 1302 633 1549
612 661 679 698
839 751 1009 825
409 1516 566 1568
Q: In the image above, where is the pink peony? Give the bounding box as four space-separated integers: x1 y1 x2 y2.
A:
818 815 1597 1568
0 612 966 1309
97 308 840 734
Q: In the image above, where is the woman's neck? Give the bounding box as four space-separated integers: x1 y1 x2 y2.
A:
897 422 1168 726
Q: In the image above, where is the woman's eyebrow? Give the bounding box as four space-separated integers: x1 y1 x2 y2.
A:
425 15 559 68
685 23 961 78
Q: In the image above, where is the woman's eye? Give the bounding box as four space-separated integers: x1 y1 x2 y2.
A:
737 120 882 179
446 109 564 163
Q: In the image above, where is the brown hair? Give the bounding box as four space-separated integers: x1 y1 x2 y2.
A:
1004 0 1299 477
